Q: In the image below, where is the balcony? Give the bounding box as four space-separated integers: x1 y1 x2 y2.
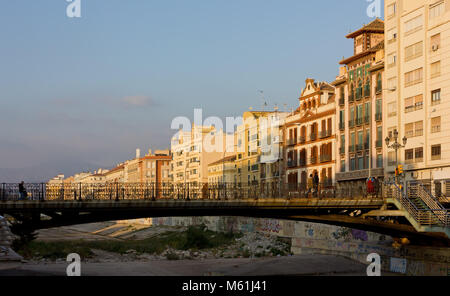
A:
319 130 331 139
339 122 345 130
375 112 382 121
348 93 354 103
364 142 370 150
349 145 355 153
287 160 297 168
287 138 297 146
299 136 306 144
310 134 317 142
320 155 332 163
364 115 370 124
356 144 363 151
340 146 345 154
356 117 363 126
349 120 355 128
309 157 317 165
299 159 306 167
376 83 382 94
339 98 345 106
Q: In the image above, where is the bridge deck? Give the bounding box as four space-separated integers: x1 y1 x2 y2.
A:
0 198 384 213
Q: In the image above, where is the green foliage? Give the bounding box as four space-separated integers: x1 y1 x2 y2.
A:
16 225 241 260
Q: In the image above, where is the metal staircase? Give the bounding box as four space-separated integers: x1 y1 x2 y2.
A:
385 182 450 238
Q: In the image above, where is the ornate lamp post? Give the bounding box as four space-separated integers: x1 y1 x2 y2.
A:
385 129 407 184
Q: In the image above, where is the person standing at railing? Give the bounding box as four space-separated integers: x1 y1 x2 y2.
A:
18 181 27 201
307 174 313 198
313 172 319 197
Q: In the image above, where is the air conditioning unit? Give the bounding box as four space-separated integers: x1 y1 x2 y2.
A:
432 45 439 51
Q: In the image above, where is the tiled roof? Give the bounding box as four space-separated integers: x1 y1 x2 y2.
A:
346 18 384 38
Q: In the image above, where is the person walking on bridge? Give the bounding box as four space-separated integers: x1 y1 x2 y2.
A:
18 181 27 201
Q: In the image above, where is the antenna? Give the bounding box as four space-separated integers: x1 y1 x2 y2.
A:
258 90 268 111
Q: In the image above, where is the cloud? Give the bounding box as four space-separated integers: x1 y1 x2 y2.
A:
122 95 158 107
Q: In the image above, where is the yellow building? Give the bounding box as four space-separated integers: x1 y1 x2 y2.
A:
234 110 288 191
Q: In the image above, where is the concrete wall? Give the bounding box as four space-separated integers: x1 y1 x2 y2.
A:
0 215 23 270
151 216 449 276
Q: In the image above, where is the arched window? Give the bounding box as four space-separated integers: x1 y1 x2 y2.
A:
376 73 382 93
312 100 316 108
364 78 371 97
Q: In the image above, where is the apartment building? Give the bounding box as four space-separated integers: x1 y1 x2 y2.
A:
124 149 172 184
104 164 125 183
384 0 450 189
283 79 336 188
234 110 287 189
332 19 386 189
171 124 232 185
207 155 237 184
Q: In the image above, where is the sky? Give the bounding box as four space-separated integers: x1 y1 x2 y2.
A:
0 0 384 182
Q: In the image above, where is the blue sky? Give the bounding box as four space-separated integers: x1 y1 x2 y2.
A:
0 0 383 181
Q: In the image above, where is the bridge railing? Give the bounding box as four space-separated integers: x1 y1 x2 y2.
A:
384 183 448 227
0 182 382 202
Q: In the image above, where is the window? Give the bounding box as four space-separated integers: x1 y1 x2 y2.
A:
388 102 397 117
405 42 423 61
388 77 397 90
388 52 397 67
350 158 356 171
405 15 423 34
432 89 441 105
358 156 364 170
405 68 423 87
405 123 414 138
431 145 441 160
377 126 382 147
431 61 441 78
388 28 397 43
415 121 423 137
388 127 397 139
388 151 396 166
340 160 346 172
388 3 396 17
430 2 445 19
405 94 423 113
431 34 441 51
415 147 423 163
431 117 441 133
405 149 414 164
377 154 383 168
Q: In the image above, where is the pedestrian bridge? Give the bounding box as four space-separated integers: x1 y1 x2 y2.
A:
0 182 449 243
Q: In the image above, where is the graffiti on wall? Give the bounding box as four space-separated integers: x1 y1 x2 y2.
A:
258 219 282 233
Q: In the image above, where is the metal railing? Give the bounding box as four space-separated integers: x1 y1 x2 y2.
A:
0 182 382 202
385 183 449 227
408 181 449 226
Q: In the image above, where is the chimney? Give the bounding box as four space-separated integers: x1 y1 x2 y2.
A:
136 148 141 158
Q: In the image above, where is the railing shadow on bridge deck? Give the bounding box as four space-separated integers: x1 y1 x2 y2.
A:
0 182 382 202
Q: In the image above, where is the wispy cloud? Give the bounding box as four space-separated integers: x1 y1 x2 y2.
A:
122 95 158 108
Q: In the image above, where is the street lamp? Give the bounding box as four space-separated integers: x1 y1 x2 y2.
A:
385 129 407 183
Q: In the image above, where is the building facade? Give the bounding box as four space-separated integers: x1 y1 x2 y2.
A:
333 19 386 190
283 79 337 189
384 0 450 193
171 124 233 186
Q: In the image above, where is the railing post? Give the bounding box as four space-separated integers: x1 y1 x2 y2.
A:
41 183 45 201
79 183 82 201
